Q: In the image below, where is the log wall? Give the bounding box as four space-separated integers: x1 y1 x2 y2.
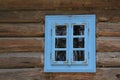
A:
0 0 119 80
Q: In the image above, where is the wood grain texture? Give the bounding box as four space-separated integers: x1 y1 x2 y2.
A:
0 57 41 68
51 68 120 80
0 22 120 37
0 0 119 80
0 68 119 80
0 52 43 68
97 37 120 52
0 0 119 10
0 38 44 53
0 52 119 68
97 23 120 37
0 10 119 22
0 37 119 53
97 52 120 67
0 68 50 80
0 11 44 22
0 23 44 37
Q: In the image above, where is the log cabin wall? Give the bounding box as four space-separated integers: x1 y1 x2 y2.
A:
0 0 120 80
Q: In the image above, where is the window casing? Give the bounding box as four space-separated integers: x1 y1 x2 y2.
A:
44 15 96 72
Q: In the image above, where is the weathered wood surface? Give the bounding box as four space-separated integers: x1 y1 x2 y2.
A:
0 68 119 80
0 52 43 68
0 0 119 80
0 23 44 37
0 52 119 68
0 22 119 37
0 57 41 68
0 11 44 23
97 23 120 37
0 0 119 10
97 52 120 67
97 37 120 52
0 38 44 53
0 68 49 80
51 68 120 80
0 10 119 22
0 37 119 53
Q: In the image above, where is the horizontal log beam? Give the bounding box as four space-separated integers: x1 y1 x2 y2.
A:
0 23 44 37
0 10 119 22
97 37 120 52
97 52 120 67
0 68 119 80
0 11 44 23
0 0 119 10
0 52 119 68
0 57 42 68
0 52 43 68
51 68 120 80
0 22 119 37
0 38 44 53
0 37 119 53
97 23 120 37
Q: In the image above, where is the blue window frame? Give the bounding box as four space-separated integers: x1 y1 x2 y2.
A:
44 15 96 72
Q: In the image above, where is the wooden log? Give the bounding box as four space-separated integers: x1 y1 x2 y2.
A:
0 38 44 53
0 37 119 53
97 37 120 52
0 0 119 10
0 68 50 80
97 23 120 37
97 52 120 67
0 52 119 68
0 68 119 80
0 11 44 23
0 10 119 22
0 23 44 37
0 57 41 68
0 22 119 37
51 68 120 80
0 52 43 68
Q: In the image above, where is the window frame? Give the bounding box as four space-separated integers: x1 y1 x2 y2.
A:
44 15 96 72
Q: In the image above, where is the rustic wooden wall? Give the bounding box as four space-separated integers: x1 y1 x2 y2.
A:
0 0 120 80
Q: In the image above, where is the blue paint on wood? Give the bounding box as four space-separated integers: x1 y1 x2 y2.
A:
44 15 96 72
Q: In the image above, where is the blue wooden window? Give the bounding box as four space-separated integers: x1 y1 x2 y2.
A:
44 15 96 72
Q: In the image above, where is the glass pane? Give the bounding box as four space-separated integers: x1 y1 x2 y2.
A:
55 38 66 48
73 25 84 35
73 38 84 48
73 51 84 61
55 51 66 61
56 25 66 36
